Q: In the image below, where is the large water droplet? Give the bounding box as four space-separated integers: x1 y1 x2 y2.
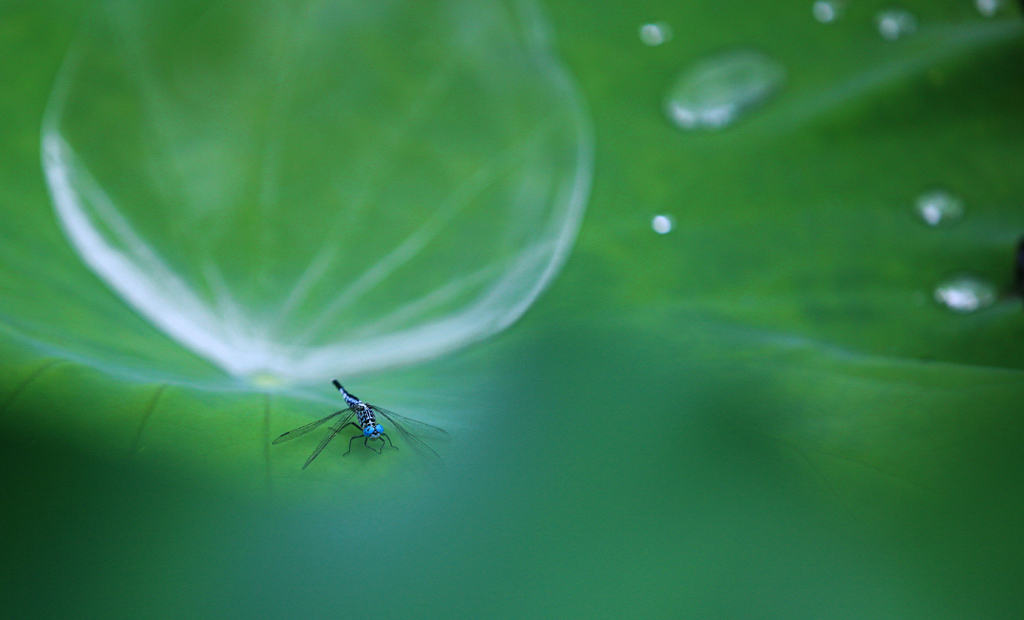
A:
975 0 1004 18
639 22 673 46
875 8 918 41
934 275 997 313
664 50 786 131
812 1 845 24
651 214 674 234
41 0 593 382
914 189 964 227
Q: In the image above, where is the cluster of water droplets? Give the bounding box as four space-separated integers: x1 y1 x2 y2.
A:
639 7 1009 316
912 189 1000 313
645 0 990 138
650 1 954 140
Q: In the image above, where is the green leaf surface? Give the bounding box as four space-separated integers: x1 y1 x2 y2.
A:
3 0 1024 617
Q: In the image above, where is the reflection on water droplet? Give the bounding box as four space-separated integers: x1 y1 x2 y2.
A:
875 8 918 41
651 214 674 234
639 22 673 46
934 275 997 313
40 0 593 382
976 0 1003 17
251 373 287 388
664 50 786 131
812 0 845 23
915 189 964 227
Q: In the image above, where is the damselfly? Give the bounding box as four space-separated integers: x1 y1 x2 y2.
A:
273 380 448 469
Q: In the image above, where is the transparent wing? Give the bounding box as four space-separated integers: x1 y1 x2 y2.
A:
272 408 352 444
370 405 450 440
371 404 449 466
302 415 355 470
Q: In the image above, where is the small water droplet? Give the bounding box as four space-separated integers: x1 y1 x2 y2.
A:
639 22 673 46
975 0 1003 18
875 8 918 41
934 275 997 313
664 50 786 131
812 0 845 23
914 189 964 227
651 214 674 234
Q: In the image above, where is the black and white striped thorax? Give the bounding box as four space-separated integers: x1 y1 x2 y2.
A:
353 402 379 435
336 383 381 436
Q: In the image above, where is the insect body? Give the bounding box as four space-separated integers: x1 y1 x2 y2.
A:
273 380 448 469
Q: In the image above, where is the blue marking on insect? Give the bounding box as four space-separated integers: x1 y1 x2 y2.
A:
271 379 450 470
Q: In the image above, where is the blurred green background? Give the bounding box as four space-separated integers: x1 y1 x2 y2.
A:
3 0 1024 618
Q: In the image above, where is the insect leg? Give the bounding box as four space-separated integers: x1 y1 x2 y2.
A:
337 422 360 457
364 436 383 455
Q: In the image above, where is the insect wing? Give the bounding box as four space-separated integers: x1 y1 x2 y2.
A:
371 405 449 465
370 405 450 439
302 416 353 470
272 408 352 444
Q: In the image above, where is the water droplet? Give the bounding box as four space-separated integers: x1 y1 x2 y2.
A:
639 22 673 46
664 50 786 131
914 189 964 227
41 0 593 382
934 275 997 313
975 0 1003 18
875 8 918 41
812 1 845 23
651 214 674 234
